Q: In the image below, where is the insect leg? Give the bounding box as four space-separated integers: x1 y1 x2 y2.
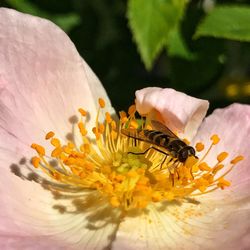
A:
128 146 169 157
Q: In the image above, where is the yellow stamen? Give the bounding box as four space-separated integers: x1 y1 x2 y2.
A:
31 156 40 168
128 104 136 116
31 98 244 211
78 108 87 116
195 142 204 152
51 138 61 147
217 152 228 162
31 143 45 156
217 178 231 189
231 155 244 164
198 162 211 171
45 131 55 140
78 122 87 136
211 134 220 145
105 112 112 123
129 120 138 129
98 98 105 108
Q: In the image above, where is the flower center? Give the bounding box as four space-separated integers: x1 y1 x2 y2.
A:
31 98 244 211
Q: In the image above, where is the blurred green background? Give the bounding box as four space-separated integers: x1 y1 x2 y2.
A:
1 0 250 113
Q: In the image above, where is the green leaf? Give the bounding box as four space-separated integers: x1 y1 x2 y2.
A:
127 0 186 70
195 5 250 41
53 14 81 33
167 28 196 60
7 0 80 32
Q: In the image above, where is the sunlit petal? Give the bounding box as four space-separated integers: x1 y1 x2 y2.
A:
193 103 250 199
0 8 116 249
135 87 209 140
113 103 250 250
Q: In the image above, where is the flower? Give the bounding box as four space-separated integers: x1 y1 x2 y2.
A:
0 8 249 250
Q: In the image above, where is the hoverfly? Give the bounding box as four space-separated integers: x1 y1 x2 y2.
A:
121 120 196 163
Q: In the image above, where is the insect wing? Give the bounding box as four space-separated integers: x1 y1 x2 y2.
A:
121 129 153 144
150 120 178 139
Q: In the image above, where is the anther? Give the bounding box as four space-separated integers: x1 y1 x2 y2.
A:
129 120 138 129
78 108 87 116
211 134 220 145
98 124 105 134
231 155 244 164
31 156 40 168
105 112 112 123
51 138 61 147
217 178 231 189
45 131 55 140
31 143 45 156
217 152 228 162
195 142 204 152
98 98 105 108
78 122 87 136
198 162 211 171
128 104 136 115
51 147 62 158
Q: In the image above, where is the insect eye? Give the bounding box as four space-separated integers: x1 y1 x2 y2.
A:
188 147 195 156
178 149 188 162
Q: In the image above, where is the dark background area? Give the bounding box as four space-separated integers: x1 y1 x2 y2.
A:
0 0 250 113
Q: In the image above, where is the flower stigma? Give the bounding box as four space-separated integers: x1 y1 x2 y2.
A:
31 98 244 211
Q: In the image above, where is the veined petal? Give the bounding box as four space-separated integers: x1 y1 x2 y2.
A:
0 8 117 249
135 87 209 140
113 199 250 250
113 103 250 250
0 132 120 249
192 103 250 199
0 235 68 250
0 7 114 147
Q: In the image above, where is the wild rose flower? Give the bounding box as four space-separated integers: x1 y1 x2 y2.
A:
0 8 249 250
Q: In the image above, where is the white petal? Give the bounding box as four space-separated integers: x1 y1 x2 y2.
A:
112 199 250 250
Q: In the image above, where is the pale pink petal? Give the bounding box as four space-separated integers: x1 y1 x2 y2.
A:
0 235 68 250
135 87 209 140
0 8 117 249
192 103 250 199
0 7 114 148
0 134 119 249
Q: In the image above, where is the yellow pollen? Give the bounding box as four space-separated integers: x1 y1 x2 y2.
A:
78 108 87 116
211 134 220 145
217 152 228 162
51 138 61 147
195 142 204 152
30 98 244 211
45 131 55 140
98 98 105 108
105 112 112 123
51 147 62 158
98 124 105 134
31 156 40 168
31 143 45 156
231 155 244 164
217 178 231 189
129 120 138 129
78 122 87 136
198 162 211 171
212 164 224 174
128 104 136 115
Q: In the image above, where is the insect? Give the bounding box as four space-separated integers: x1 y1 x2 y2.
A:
121 120 196 163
